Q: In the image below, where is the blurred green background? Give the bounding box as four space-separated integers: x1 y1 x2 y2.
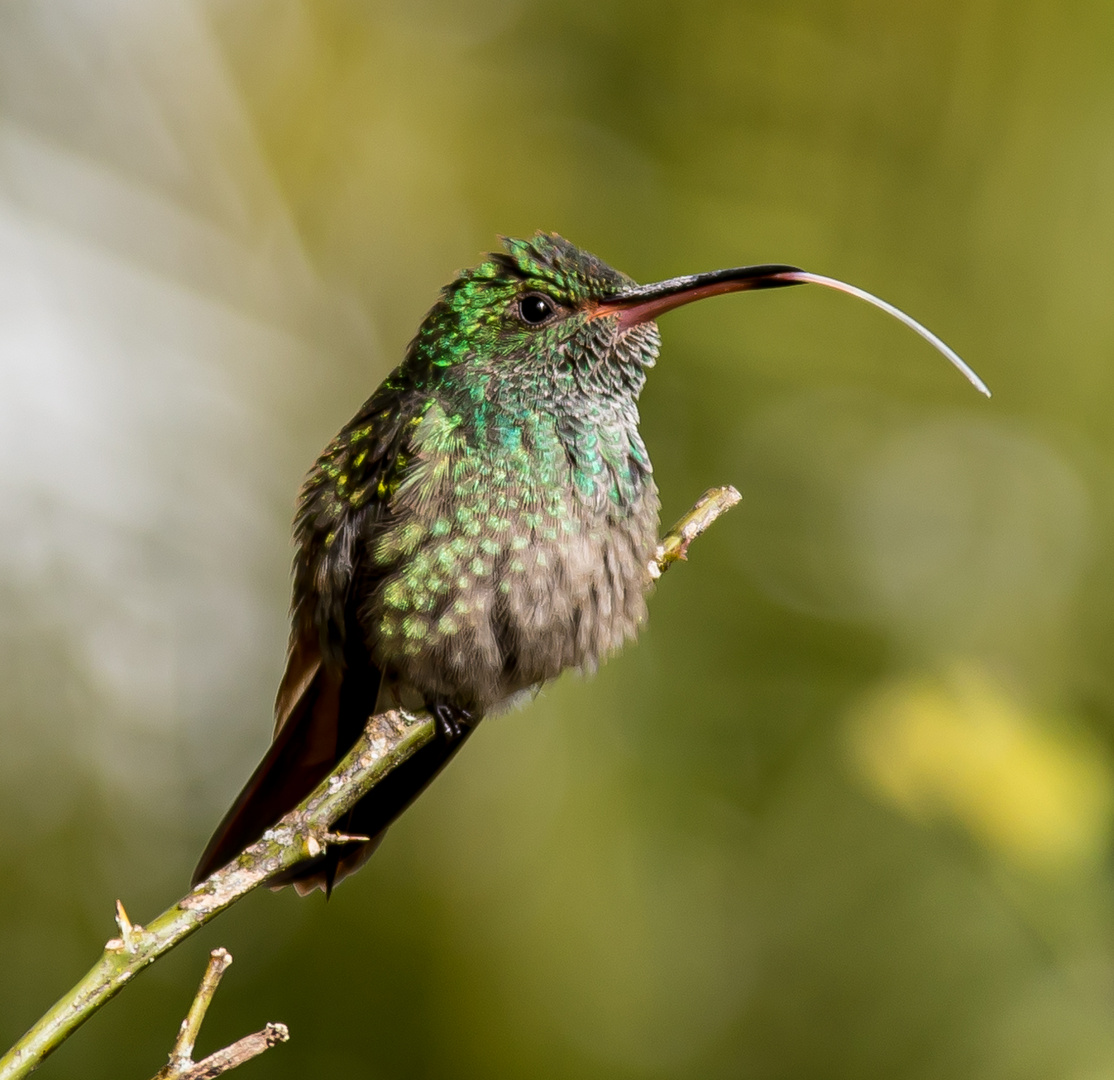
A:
4 1 1114 1077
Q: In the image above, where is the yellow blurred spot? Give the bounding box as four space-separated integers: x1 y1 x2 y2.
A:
847 667 1113 873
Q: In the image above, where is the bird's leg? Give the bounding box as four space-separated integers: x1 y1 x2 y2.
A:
429 702 475 744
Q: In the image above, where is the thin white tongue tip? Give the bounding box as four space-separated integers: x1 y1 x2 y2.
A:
777 271 991 398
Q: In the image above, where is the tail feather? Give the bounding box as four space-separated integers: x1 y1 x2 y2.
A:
191 656 343 884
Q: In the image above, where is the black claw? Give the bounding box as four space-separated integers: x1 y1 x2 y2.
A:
430 702 474 744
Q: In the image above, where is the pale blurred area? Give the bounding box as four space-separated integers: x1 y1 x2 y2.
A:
5 2 1114 1078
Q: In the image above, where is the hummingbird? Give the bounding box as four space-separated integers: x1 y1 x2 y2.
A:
193 233 987 894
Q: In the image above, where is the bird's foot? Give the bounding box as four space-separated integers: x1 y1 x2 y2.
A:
430 702 475 744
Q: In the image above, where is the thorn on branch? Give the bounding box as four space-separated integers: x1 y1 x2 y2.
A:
152 949 287 1080
106 899 143 954
322 831 372 845
305 825 373 858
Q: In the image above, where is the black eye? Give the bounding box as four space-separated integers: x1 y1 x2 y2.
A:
518 293 556 326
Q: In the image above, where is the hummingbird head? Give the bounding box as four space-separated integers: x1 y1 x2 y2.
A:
409 233 666 406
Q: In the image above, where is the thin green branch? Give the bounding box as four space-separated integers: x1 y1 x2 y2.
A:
155 948 231 1078
0 484 741 1080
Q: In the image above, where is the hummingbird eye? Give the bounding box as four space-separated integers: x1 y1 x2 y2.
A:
517 293 556 326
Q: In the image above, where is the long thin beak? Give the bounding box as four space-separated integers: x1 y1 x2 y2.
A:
595 265 990 398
